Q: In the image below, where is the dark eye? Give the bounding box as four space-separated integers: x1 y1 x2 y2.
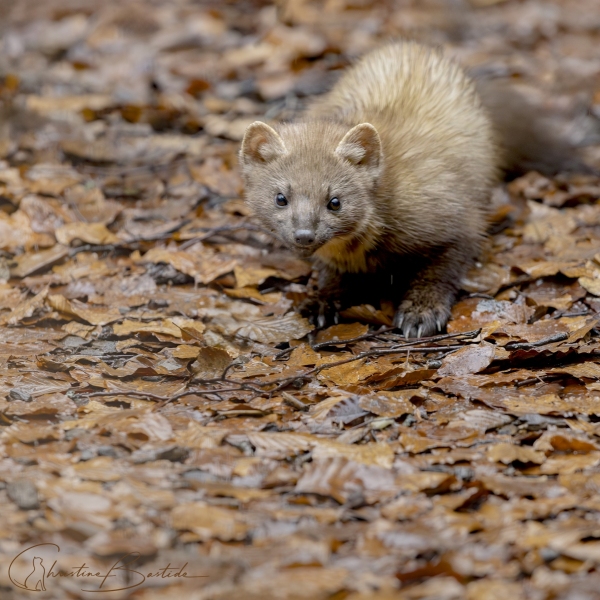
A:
327 197 341 211
275 193 288 207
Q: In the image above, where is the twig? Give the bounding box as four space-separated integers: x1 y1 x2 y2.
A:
274 327 482 360
379 328 482 350
78 341 464 407
83 387 248 402
515 374 564 388
311 326 397 351
70 242 138 256
552 310 590 319
281 391 308 410
68 220 281 260
268 344 466 392
179 222 285 249
505 332 569 350
274 324 396 360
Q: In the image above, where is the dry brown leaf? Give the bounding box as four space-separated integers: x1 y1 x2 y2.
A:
540 453 600 474
171 502 249 541
340 304 394 326
0 287 48 326
48 294 122 326
498 394 600 417
55 222 119 246
315 323 369 345
311 440 395 468
579 276 600 296
486 443 546 465
233 264 280 287
224 287 282 303
113 318 182 337
229 312 312 344
191 347 232 378
170 345 201 359
72 456 124 482
142 244 237 284
10 245 70 278
466 580 525 600
295 457 395 503
437 343 495 376
176 422 228 449
358 391 415 418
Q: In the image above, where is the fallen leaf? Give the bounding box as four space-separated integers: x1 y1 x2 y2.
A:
55 222 119 246
437 343 495 376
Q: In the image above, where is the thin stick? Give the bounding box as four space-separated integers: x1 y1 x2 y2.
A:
83 387 249 402
274 324 396 360
378 328 482 350
505 332 569 350
310 326 397 351
274 327 481 360
78 341 462 407
268 344 465 392
179 223 285 249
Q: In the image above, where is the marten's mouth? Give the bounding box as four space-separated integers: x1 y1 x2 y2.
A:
291 244 319 258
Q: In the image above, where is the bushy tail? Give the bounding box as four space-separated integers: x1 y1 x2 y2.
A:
477 79 599 179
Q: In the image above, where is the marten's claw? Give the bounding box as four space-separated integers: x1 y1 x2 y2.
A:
300 297 340 329
394 313 404 330
317 310 327 330
394 295 452 338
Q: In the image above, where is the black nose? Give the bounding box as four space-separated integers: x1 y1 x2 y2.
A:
294 229 315 245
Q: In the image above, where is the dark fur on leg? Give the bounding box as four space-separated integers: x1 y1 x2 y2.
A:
392 242 478 338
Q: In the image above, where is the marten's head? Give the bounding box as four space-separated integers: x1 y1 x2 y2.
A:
239 120 382 258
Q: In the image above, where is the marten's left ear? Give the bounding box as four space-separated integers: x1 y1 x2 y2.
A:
335 123 382 177
240 121 287 167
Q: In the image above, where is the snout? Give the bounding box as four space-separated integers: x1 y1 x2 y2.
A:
294 229 315 246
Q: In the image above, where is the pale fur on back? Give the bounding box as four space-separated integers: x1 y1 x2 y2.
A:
306 41 499 272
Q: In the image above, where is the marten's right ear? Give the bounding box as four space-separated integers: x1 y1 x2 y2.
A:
240 122 287 166
335 123 382 178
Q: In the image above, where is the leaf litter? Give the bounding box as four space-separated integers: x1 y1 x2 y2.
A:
0 0 599 599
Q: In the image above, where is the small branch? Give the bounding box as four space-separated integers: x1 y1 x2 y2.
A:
83 387 247 402
515 374 564 388
381 328 482 350
311 325 397 351
179 223 285 249
274 324 396 360
274 327 482 360
77 332 472 407
268 344 465 392
505 332 569 351
552 310 590 319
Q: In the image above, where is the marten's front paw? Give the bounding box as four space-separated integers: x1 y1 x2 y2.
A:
393 293 452 338
298 297 340 329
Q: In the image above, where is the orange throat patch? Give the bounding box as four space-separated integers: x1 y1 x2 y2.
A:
314 234 372 273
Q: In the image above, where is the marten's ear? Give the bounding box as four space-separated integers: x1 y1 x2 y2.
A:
240 122 287 166
335 123 382 176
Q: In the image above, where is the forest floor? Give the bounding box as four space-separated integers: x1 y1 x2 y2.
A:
1 0 600 598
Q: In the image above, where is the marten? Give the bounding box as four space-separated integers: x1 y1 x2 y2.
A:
239 40 593 337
